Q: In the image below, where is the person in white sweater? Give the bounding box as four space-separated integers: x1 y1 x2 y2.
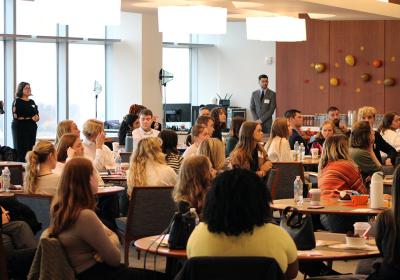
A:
264 118 293 162
24 140 60 195
82 119 116 171
379 112 400 151
126 137 177 197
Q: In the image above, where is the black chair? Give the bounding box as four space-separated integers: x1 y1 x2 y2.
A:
120 152 132 163
266 168 280 199
174 256 284 280
0 227 9 280
115 186 176 266
271 162 305 200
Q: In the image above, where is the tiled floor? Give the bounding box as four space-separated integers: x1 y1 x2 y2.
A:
125 245 360 279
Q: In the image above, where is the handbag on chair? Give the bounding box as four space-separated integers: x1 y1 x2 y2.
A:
280 206 316 250
168 202 197 250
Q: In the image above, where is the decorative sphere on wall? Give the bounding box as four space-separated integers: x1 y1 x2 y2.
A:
372 59 382 68
314 63 326 73
330 77 339 86
361 73 371 82
384 78 395 86
345 55 355 66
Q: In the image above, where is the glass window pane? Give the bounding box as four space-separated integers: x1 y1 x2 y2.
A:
16 0 58 35
16 42 57 139
69 44 105 129
162 48 190 103
0 42 4 145
68 24 105 39
0 0 4 34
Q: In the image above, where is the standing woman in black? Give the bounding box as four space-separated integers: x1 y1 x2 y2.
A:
12 82 39 162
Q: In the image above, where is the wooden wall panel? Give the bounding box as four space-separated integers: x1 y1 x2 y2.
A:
277 19 400 115
384 21 400 113
329 21 385 113
276 19 330 116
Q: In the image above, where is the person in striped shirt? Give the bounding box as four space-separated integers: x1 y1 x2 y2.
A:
159 129 183 173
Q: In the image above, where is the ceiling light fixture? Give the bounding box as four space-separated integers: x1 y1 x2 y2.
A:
246 16 307 42
56 0 121 26
158 6 227 34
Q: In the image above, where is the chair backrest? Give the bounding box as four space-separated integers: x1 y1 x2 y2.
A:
0 166 23 185
0 232 8 280
126 186 176 241
266 168 280 199
16 195 52 237
120 152 132 163
174 256 283 280
28 236 75 280
271 162 305 200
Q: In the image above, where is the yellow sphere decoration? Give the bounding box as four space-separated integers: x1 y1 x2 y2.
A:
314 63 326 73
345 55 355 66
330 77 339 86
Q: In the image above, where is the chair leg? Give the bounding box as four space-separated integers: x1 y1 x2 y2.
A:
124 241 130 266
137 249 141 260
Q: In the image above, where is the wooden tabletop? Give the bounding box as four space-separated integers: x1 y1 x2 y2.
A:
99 172 127 182
299 157 320 166
134 232 379 262
9 186 125 197
0 192 14 198
272 198 387 216
0 161 25 168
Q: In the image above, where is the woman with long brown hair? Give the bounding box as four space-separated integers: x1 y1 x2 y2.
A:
264 118 292 162
225 116 245 157
55 120 81 145
210 107 227 140
230 121 272 177
49 157 161 279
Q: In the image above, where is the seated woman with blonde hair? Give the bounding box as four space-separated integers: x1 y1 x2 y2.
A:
127 137 177 197
55 119 80 145
173 155 214 215
82 119 115 171
197 138 226 172
264 118 292 162
25 140 60 196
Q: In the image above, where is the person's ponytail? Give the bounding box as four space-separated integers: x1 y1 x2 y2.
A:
24 151 39 193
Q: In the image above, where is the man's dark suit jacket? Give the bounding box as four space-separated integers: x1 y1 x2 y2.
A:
289 128 310 155
250 88 276 133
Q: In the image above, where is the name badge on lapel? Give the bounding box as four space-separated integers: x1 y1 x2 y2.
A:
264 99 270 104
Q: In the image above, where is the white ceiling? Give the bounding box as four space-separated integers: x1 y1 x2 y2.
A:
121 0 400 20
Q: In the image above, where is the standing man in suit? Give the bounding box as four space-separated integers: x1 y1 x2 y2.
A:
250 74 276 133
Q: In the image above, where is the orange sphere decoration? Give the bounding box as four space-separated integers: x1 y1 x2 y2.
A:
372 59 382 68
330 77 339 86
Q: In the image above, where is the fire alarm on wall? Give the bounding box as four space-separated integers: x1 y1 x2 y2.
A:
265 57 273 65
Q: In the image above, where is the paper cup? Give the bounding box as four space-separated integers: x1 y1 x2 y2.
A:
112 142 119 152
311 148 319 159
309 188 321 206
353 222 371 237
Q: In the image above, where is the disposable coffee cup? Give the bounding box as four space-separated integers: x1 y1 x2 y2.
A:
353 222 371 237
112 142 119 152
311 148 319 159
290 150 297 161
309 188 321 206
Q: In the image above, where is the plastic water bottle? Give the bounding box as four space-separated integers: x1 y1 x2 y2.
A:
293 141 300 161
190 208 200 225
115 151 122 174
299 143 305 161
2 167 11 192
293 176 304 205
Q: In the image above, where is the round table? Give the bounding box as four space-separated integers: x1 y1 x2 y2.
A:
9 186 125 197
0 192 14 198
300 157 320 166
100 174 127 183
134 232 380 262
272 198 386 216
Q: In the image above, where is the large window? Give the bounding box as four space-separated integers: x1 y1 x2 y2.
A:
69 44 105 129
162 48 190 103
16 0 58 35
0 42 4 145
16 42 57 138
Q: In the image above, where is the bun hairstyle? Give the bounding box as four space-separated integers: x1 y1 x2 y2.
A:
25 140 56 193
